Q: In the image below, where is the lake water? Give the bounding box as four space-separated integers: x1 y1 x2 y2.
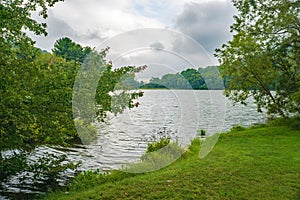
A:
1 90 266 198
68 90 266 171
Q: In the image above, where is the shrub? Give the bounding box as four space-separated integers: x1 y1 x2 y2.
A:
268 116 300 130
124 128 184 173
146 137 171 153
230 124 246 132
145 127 177 153
197 129 206 137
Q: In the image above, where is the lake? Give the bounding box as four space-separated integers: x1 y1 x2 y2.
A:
69 90 266 171
1 90 266 197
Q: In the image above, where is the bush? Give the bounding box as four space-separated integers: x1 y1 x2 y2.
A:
230 124 246 132
268 116 300 130
197 129 206 137
145 127 177 153
146 137 170 153
141 141 183 161
124 128 185 173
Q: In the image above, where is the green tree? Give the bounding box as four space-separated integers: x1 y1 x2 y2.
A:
0 0 64 183
1 52 77 150
52 37 92 63
0 0 145 183
1 0 144 149
0 0 62 59
0 0 63 149
181 68 206 89
146 68 211 89
198 66 225 89
216 0 300 117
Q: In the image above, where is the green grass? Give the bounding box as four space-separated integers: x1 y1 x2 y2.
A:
44 120 300 200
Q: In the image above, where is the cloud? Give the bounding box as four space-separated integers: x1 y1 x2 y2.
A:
30 0 236 54
150 42 165 50
175 0 236 54
29 10 79 51
28 0 236 77
30 0 165 51
95 28 215 81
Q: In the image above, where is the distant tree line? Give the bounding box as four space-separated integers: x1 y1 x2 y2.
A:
138 66 229 90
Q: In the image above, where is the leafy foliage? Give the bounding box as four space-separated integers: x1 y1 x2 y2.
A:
52 37 92 63
180 68 206 89
197 129 206 137
216 0 300 117
72 48 145 128
268 115 300 130
146 137 171 153
1 51 79 150
144 128 177 153
230 125 246 132
122 128 184 173
26 153 80 188
0 0 145 192
95 62 146 118
0 151 28 180
1 27 144 151
0 0 62 63
0 0 65 150
139 82 167 89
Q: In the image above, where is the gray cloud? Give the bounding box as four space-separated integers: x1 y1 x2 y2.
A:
28 0 235 77
175 1 236 54
29 0 164 51
99 28 215 81
29 11 77 51
150 41 165 50
31 12 106 51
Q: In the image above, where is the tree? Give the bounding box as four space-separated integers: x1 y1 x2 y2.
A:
0 0 63 149
216 0 300 117
0 0 62 59
145 68 213 89
0 0 65 183
1 0 145 149
52 37 92 63
181 68 206 89
0 0 145 184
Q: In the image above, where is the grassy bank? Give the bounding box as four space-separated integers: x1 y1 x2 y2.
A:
44 119 300 199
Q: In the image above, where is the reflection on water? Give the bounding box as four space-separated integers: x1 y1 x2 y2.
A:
1 90 266 197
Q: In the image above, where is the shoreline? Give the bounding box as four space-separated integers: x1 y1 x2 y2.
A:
44 117 300 200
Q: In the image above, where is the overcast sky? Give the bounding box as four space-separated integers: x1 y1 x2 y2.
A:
30 0 237 79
